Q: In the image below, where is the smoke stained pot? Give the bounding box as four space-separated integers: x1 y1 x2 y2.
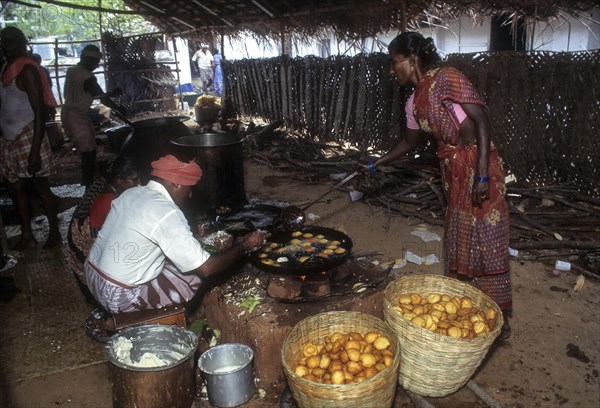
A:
171 133 247 217
119 116 191 177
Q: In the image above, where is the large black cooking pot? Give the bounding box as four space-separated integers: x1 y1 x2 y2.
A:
170 133 247 216
105 125 132 153
250 226 353 276
118 116 191 174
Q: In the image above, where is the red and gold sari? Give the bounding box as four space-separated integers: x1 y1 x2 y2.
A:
413 67 512 311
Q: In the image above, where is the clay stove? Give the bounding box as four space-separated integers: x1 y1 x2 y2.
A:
265 265 357 301
199 258 391 403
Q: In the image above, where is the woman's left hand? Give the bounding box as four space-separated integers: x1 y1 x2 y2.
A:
356 160 378 175
472 181 489 208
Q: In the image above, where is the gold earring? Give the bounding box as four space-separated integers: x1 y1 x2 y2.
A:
410 64 414 73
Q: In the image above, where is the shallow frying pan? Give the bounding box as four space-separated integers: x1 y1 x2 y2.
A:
250 226 353 276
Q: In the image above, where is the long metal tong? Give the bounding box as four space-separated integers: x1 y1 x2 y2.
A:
300 170 359 211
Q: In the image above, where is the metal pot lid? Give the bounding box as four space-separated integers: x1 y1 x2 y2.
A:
106 125 132 133
249 226 352 276
171 133 242 148
211 204 281 234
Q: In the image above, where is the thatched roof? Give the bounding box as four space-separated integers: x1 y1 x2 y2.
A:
122 0 597 39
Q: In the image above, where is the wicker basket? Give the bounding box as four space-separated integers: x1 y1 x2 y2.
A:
383 274 503 397
281 311 401 408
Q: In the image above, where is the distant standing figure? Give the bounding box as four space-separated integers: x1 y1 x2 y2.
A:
191 45 213 93
61 44 125 188
212 48 222 97
0 26 60 250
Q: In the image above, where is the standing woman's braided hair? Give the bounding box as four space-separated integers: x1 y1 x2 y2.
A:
388 32 441 69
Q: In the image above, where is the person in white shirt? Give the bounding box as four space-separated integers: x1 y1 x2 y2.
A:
62 44 125 187
85 155 268 315
191 45 214 93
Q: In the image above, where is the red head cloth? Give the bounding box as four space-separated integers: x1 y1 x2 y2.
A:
151 155 202 186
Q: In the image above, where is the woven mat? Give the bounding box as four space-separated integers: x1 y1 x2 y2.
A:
0 228 106 384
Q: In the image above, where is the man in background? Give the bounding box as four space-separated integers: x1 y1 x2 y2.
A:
191 45 213 94
61 44 125 188
0 26 60 250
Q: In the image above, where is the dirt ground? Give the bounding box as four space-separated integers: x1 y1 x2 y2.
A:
2 137 599 408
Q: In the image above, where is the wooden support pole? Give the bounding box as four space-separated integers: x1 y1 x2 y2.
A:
171 37 184 110
281 26 286 56
53 38 63 105
98 0 103 38
220 31 225 59
220 31 227 102
529 0 538 51
97 0 109 93
400 0 407 32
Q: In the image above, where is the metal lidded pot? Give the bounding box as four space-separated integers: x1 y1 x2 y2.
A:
171 133 247 216
45 121 65 149
117 116 192 176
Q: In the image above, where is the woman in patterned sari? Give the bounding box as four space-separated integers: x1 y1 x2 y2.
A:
366 32 512 340
66 155 140 301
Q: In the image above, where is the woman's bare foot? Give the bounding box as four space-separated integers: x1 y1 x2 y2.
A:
496 311 512 343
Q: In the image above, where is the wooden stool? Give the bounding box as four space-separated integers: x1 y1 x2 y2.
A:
113 304 187 330
85 305 188 343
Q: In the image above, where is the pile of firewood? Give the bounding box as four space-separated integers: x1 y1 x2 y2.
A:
244 128 600 276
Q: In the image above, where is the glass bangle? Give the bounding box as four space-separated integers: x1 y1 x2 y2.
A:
368 160 376 174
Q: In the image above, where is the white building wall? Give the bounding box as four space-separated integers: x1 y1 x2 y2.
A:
210 7 598 62
375 17 490 57
223 35 281 60
532 8 600 51
171 37 192 86
588 7 600 49
445 17 491 54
